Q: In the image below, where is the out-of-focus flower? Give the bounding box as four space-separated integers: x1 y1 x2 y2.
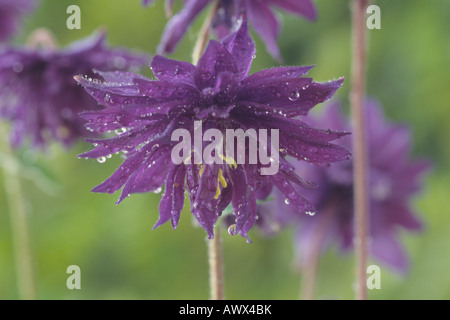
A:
144 0 316 60
0 31 149 148
0 0 35 42
261 100 430 272
75 21 348 241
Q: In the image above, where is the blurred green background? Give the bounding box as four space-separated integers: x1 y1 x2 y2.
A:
0 0 449 300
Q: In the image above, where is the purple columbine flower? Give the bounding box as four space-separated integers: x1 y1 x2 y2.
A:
144 0 316 60
0 0 35 43
0 31 148 148
260 100 430 272
75 21 349 241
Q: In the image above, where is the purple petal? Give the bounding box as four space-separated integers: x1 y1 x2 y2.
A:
272 0 317 21
237 77 345 117
142 0 155 7
231 111 351 166
227 165 257 241
246 0 281 61
151 55 196 85
194 40 239 90
74 75 149 108
185 164 218 239
384 202 423 231
371 232 409 273
133 78 200 105
241 66 314 85
222 18 255 80
155 165 186 229
271 173 315 212
118 147 172 203
158 0 211 54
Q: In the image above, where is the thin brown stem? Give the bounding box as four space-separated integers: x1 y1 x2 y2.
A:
192 0 220 65
350 0 370 300
0 126 37 300
207 231 224 300
299 208 334 300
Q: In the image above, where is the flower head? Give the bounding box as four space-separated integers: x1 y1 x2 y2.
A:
0 31 148 148
75 21 349 241
261 100 430 272
148 0 316 60
0 0 35 42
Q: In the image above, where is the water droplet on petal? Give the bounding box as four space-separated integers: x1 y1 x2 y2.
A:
228 224 237 236
288 91 301 101
305 211 316 216
97 156 106 163
284 198 290 205
153 187 162 194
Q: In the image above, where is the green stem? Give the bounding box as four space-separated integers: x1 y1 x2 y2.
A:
1 126 37 300
207 230 224 300
299 208 334 300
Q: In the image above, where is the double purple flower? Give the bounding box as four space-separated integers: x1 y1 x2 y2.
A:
144 0 317 60
76 21 349 241
0 0 35 42
259 100 430 272
0 31 148 148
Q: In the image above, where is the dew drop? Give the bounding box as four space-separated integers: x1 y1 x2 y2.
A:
228 224 237 236
288 91 301 101
97 156 106 163
115 127 127 135
284 198 290 205
201 72 212 80
153 187 162 194
305 211 316 216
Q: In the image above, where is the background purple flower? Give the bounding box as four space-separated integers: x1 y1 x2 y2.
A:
260 100 431 273
76 22 348 241
150 0 316 60
0 0 35 43
0 31 148 149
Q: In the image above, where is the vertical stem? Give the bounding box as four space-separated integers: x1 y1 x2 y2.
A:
350 0 369 300
1 127 37 300
299 207 334 300
207 231 224 300
192 0 220 64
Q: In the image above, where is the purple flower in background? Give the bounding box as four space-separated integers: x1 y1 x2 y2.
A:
145 0 316 60
261 100 430 272
75 22 348 240
0 0 35 42
0 31 148 149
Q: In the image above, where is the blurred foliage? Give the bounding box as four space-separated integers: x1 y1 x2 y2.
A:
0 0 449 299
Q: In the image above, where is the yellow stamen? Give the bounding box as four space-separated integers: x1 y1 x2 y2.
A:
217 169 227 189
219 154 237 169
214 169 227 200
198 164 205 177
183 153 192 164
